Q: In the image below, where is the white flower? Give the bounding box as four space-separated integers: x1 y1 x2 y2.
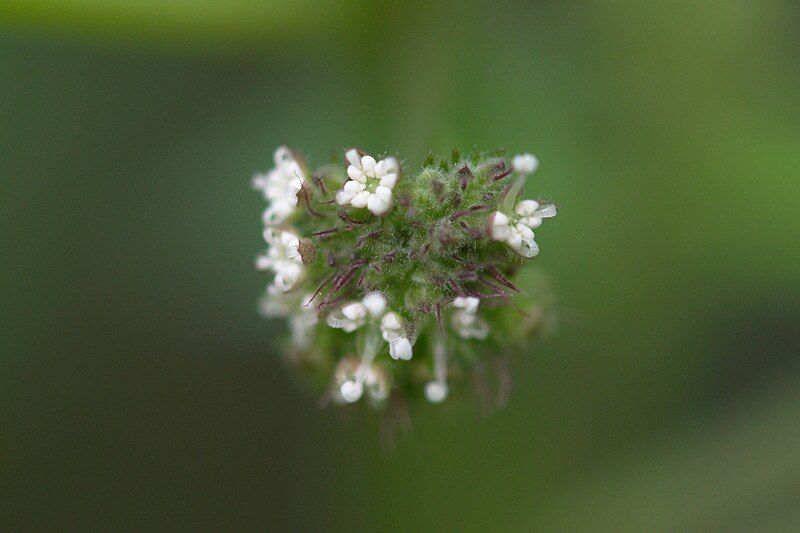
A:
453 296 480 314
507 222 539 258
425 336 449 403
489 211 512 241
326 301 367 332
389 337 412 361
512 153 538 174
379 312 403 340
490 210 538 257
424 381 448 403
380 312 412 360
252 146 306 225
338 379 363 403
490 198 556 258
451 296 489 340
257 229 304 293
327 291 385 332
261 199 296 226
335 149 399 216
327 293 413 361
515 199 557 229
335 355 391 404
339 366 389 404
362 291 387 318
272 262 303 293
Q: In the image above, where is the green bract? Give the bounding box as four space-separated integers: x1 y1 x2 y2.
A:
253 147 557 409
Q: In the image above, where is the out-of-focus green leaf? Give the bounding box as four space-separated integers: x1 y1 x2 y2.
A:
0 0 363 52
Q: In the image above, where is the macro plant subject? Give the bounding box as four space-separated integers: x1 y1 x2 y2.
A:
253 146 557 410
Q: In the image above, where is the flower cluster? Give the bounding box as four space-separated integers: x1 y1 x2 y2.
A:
252 146 305 225
489 199 557 258
326 291 413 362
256 228 304 294
335 149 400 216
253 146 557 410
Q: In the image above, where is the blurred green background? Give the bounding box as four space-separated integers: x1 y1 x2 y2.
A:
3 1 800 530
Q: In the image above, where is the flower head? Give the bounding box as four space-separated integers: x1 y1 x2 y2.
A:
254 146 557 411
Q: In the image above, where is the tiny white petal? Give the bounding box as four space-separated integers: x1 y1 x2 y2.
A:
490 211 511 241
515 222 534 241
453 296 479 314
375 157 399 179
342 302 367 322
493 211 509 226
327 304 364 331
336 189 355 205
512 153 538 174
379 173 398 189
507 227 523 250
274 262 303 292
380 311 405 343
251 173 269 191
345 149 361 168
279 231 299 247
347 165 365 181
286 176 303 196
518 238 540 258
340 380 363 403
381 311 402 331
519 215 543 229
374 185 392 201
262 199 294 225
350 190 370 208
255 255 270 270
515 199 540 216
368 186 393 215
425 381 448 403
367 197 390 216
326 314 347 329
389 337 412 361
344 180 366 193
361 155 377 176
285 245 301 262
274 146 293 164
362 291 387 317
537 203 558 218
